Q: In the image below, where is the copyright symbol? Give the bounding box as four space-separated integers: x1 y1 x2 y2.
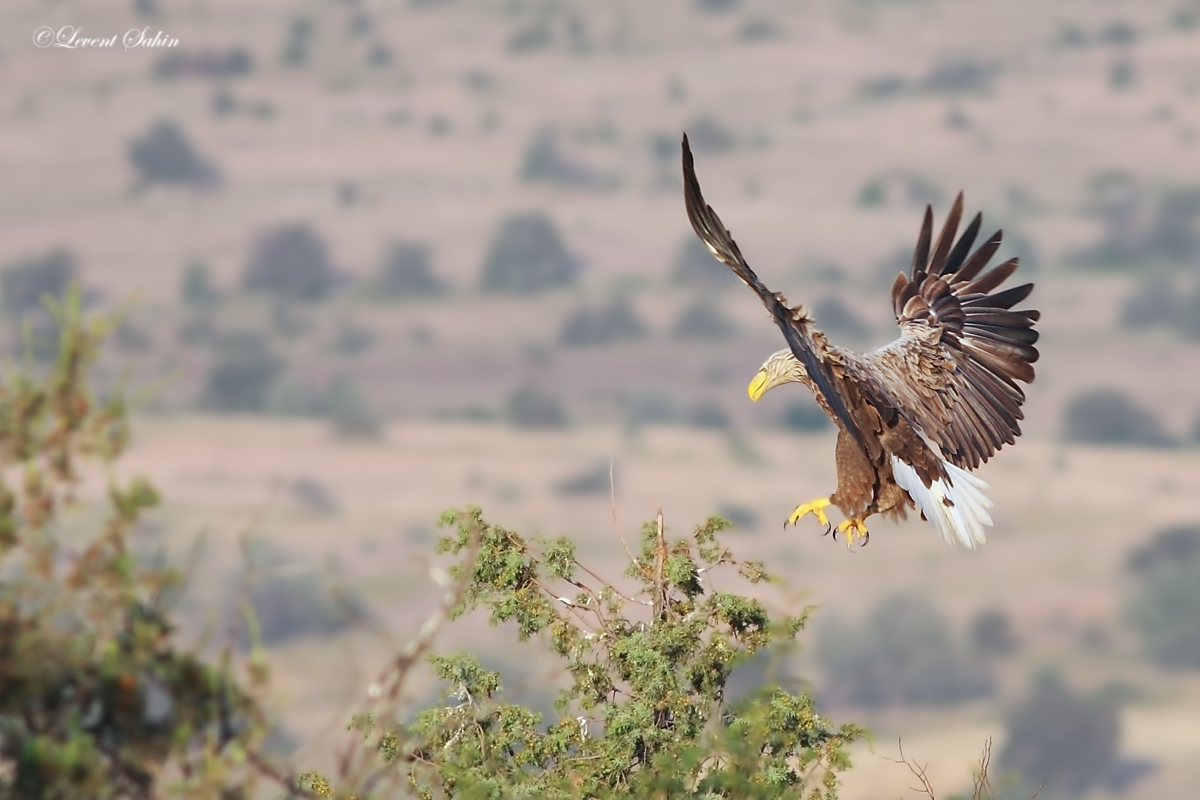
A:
32 26 53 47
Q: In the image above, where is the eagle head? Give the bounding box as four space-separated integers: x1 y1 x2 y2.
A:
748 349 807 401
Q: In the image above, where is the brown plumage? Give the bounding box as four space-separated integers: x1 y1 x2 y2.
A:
682 133 1039 548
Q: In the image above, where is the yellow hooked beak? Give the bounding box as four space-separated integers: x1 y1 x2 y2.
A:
747 369 770 402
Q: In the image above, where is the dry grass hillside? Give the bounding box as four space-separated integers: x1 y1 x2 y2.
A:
4 0 1200 797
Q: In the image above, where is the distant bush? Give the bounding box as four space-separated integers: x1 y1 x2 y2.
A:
1109 58 1136 90
671 299 738 340
689 401 731 430
153 48 252 80
920 56 996 94
330 320 375 356
816 594 993 708
996 673 1121 797
694 0 740 12
738 16 783 42
232 538 370 647
684 115 736 153
716 502 759 531
1127 539 1200 668
202 331 285 412
376 241 445 297
622 391 682 428
127 120 220 189
1119 274 1174 328
1074 175 1200 270
1062 388 1173 447
813 295 870 339
969 608 1019 658
519 128 614 189
289 477 340 515
672 236 739 288
180 260 220 307
559 296 647 346
281 16 313 66
323 375 383 440
781 397 832 432
242 223 338 302
1 248 76 316
553 462 612 496
480 213 579 293
1125 524 1200 575
505 385 567 428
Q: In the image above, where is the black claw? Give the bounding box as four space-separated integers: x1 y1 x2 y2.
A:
862 530 871 547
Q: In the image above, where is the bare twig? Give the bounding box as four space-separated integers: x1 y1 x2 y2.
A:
652 506 666 623
332 515 486 795
609 457 648 578
883 738 937 800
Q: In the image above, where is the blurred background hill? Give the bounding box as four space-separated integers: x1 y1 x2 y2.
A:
5 0 1200 797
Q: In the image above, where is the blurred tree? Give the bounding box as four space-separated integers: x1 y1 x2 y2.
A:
671 299 739 340
376 241 446 297
181 261 220 307
672 235 740 288
281 16 313 67
505 385 568 428
996 673 1121 797
323 375 383 440
242 223 338 302
559 296 647 346
1125 524 1200 575
1127 546 1200 668
816 594 993 708
1 248 76 317
969 608 1019 658
781 397 832 432
480 213 579 293
1062 388 1173 447
202 331 285 412
127 120 220 190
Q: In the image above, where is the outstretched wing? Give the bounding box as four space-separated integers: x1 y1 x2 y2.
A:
681 134 866 452
860 193 1040 470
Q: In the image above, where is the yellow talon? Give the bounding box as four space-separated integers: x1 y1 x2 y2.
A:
786 498 832 532
834 517 870 549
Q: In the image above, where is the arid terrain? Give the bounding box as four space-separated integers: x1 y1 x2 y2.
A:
5 0 1200 797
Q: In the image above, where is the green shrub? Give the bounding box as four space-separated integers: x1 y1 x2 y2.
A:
480 213 578 293
302 509 864 799
815 594 993 708
559 296 647 346
242 223 338 302
1062 388 1173 447
0 291 276 799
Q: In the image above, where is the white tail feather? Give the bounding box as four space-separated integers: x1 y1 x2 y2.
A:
890 456 994 549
